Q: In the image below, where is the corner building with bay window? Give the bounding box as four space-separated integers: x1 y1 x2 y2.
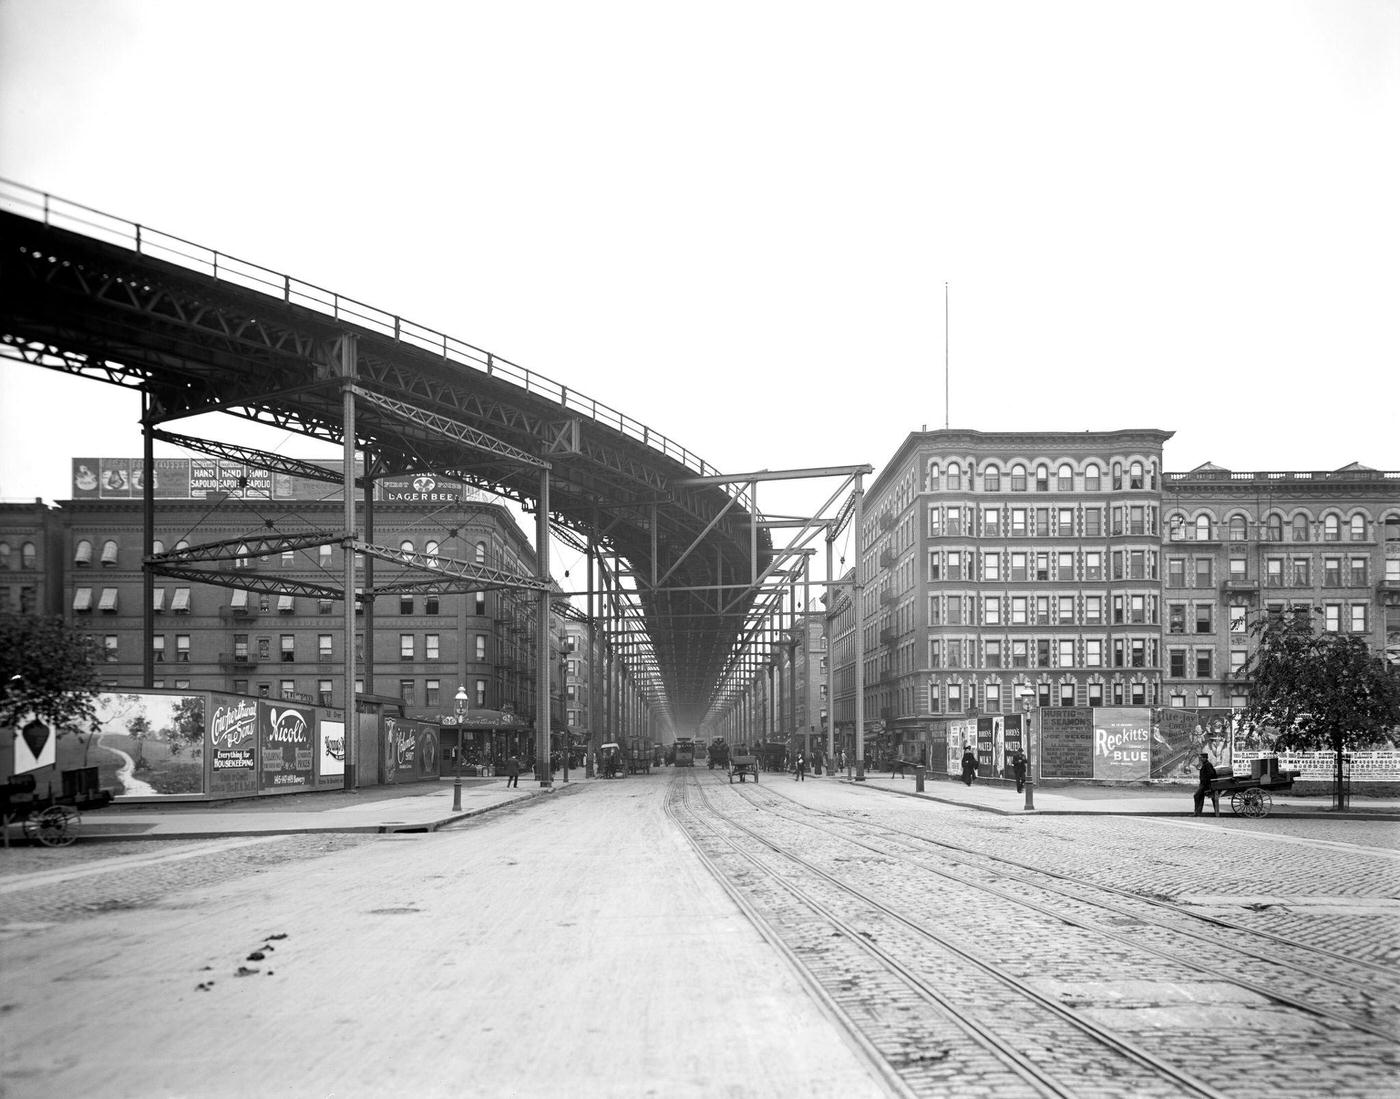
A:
862 429 1174 757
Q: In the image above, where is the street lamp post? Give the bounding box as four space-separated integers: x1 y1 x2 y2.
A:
453 685 469 812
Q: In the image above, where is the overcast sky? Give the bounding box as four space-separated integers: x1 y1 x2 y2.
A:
2 0 1397 572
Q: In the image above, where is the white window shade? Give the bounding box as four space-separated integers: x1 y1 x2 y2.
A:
153 588 166 612
73 587 93 612
278 595 294 614
171 588 191 613
98 588 119 612
230 589 249 610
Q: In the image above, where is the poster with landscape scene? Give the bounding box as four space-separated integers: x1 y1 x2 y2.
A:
88 691 207 798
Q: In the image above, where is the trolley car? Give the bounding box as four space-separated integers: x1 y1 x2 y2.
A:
673 737 695 767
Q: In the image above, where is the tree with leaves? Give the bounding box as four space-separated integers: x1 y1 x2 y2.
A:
1237 607 1400 807
0 614 102 733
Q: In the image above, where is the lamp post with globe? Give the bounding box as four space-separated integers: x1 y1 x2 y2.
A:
452 685 469 812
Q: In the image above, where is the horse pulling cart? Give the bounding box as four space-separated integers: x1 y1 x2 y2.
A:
2 767 113 847
1210 757 1301 817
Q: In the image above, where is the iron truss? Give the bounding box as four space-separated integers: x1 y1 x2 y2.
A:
0 195 773 725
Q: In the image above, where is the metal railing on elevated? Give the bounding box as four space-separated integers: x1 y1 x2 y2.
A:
0 178 756 518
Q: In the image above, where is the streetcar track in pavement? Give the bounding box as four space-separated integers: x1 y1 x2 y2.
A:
740 779 1400 1042
0 836 283 895
668 773 1235 1099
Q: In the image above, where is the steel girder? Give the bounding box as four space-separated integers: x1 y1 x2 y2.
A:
0 205 769 726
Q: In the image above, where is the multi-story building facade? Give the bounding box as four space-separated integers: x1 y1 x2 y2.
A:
1161 461 1400 708
834 429 1400 764
0 463 567 737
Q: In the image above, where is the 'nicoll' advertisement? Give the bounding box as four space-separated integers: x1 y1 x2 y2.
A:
259 701 315 789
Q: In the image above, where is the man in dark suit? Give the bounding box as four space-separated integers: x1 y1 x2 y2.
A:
1193 752 1219 816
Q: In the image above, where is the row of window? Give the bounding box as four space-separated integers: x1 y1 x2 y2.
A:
924 592 1162 627
1167 513 1400 543
138 631 499 664
210 678 491 709
928 548 1153 583
78 537 502 570
926 459 1157 494
0 542 37 569
925 677 1159 713
927 505 1154 539
70 588 510 617
923 636 1160 670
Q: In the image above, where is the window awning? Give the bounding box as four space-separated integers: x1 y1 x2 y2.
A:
153 588 166 612
230 589 249 610
98 588 119 612
73 587 93 612
74 541 93 565
100 541 119 565
171 587 191 612
278 595 295 613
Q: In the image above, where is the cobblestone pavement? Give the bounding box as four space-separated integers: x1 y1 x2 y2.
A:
2 770 1396 1098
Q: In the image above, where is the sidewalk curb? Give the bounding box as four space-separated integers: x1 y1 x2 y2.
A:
836 776 1400 821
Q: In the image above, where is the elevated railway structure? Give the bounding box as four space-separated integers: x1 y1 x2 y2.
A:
0 180 870 784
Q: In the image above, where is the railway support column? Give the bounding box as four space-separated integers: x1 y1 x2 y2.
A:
340 334 359 791
536 465 552 788
852 471 866 782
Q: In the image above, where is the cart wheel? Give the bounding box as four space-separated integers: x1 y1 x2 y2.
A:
1230 791 1246 816
23 805 80 847
1243 788 1270 817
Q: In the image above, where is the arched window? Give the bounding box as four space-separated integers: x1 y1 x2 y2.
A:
1386 516 1400 543
151 539 165 556
425 540 439 567
1148 462 1158 490
1323 515 1340 542
475 541 487 565
1057 463 1074 491
400 539 415 560
1350 514 1367 542
1168 514 1186 540
1292 515 1310 542
100 540 119 566
1228 515 1248 541
1265 515 1283 543
1112 462 1123 489
982 465 1000 492
1011 464 1027 492
21 542 36 569
1085 463 1101 491
0 543 9 569
175 540 190 551
1129 461 1144 490
1195 514 1212 541
927 463 940 491
1035 464 1049 492
947 462 961 490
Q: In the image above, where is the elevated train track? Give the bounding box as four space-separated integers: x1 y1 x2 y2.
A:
0 180 796 731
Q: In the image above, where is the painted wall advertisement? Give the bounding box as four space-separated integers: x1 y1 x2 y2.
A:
259 701 315 789
1092 708 1150 781
89 691 208 798
208 694 258 796
1039 707 1095 779
1151 708 1234 779
318 711 347 787
72 458 483 505
947 719 976 774
382 717 440 785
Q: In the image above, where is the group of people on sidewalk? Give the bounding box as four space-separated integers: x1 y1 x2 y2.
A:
959 746 1029 793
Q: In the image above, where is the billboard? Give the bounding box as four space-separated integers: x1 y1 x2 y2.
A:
72 459 485 504
1151 707 1234 779
1039 707 1094 779
1092 708 1151 781
382 717 441 784
89 691 207 797
259 701 316 789
208 694 258 796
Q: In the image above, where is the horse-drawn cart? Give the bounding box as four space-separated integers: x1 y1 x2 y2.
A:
2 767 114 847
729 754 759 784
1210 757 1301 817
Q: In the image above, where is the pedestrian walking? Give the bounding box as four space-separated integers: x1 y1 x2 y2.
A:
505 753 521 789
1193 752 1218 816
960 746 977 787
1012 749 1027 794
794 753 806 781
